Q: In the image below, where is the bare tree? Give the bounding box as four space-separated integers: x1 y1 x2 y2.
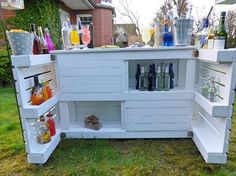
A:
226 10 236 48
160 0 189 17
116 0 141 35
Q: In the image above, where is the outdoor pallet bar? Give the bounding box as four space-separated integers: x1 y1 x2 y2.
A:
11 47 236 164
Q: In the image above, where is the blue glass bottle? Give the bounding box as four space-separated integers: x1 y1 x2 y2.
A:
162 15 173 46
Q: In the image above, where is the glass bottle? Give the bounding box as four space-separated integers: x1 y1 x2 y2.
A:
155 65 163 91
163 15 170 46
139 65 146 91
154 19 162 47
201 77 209 98
37 116 51 144
61 21 71 49
30 24 41 55
208 26 215 49
214 11 227 50
201 18 209 49
135 64 141 89
47 111 56 137
208 77 217 102
163 65 170 91
31 76 44 105
147 64 154 91
169 63 174 89
45 27 55 52
38 26 48 54
152 64 156 90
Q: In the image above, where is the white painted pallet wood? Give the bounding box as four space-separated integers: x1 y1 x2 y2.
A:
195 92 232 117
12 54 52 68
198 49 236 63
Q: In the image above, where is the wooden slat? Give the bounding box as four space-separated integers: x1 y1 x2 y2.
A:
126 123 189 131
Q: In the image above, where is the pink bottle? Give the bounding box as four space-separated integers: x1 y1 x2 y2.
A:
44 27 55 52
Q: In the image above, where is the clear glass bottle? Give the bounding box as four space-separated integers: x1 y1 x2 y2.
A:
61 21 71 49
208 77 217 102
208 26 215 49
37 116 51 144
214 11 227 50
155 65 163 91
139 65 146 91
201 77 209 98
163 65 170 91
38 26 48 54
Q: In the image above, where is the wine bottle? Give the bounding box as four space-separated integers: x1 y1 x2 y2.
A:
45 27 55 52
214 11 227 50
163 65 170 91
155 65 162 91
31 24 41 55
169 63 174 89
135 64 141 89
38 26 48 54
147 64 154 91
139 65 146 91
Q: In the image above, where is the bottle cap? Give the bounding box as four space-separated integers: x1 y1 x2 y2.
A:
220 11 226 17
203 18 209 28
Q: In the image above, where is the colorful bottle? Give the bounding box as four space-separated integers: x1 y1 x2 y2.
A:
37 116 51 144
214 11 227 50
135 64 141 89
47 112 56 137
30 24 41 55
201 18 209 49
45 27 55 52
31 76 44 105
155 65 163 91
147 64 155 91
38 26 48 54
163 65 170 91
42 80 52 101
162 15 173 46
169 63 174 89
139 65 146 91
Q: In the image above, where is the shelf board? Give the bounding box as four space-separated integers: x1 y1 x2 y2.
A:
20 95 58 119
28 129 61 164
195 92 232 117
198 49 236 63
192 120 227 163
11 54 52 68
125 88 194 100
215 0 236 4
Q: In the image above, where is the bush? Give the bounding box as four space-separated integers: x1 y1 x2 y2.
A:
0 48 11 87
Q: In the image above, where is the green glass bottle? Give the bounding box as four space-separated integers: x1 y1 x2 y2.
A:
214 11 227 50
155 65 163 91
139 65 146 91
163 65 170 91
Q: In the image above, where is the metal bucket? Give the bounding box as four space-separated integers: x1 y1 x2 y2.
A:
7 32 34 55
173 19 193 46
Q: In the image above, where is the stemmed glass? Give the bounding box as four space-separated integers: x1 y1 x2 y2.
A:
141 27 151 47
81 24 91 49
70 25 80 48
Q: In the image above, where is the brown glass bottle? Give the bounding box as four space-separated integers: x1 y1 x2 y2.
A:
31 24 42 54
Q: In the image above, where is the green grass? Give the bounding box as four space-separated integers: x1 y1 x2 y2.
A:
0 87 236 176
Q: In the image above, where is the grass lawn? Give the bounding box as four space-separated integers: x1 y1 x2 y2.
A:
0 87 236 176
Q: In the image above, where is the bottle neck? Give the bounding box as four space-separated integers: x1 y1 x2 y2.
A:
34 77 39 86
218 17 226 32
31 24 36 34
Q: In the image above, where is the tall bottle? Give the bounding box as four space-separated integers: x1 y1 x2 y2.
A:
31 24 41 55
45 27 55 52
147 64 154 91
38 26 48 54
135 64 141 89
169 63 174 89
139 65 146 91
154 19 162 47
163 65 170 91
31 76 44 105
163 15 169 46
155 65 163 91
37 116 51 144
46 111 56 137
61 21 71 49
214 11 227 50
201 18 209 49
208 77 217 102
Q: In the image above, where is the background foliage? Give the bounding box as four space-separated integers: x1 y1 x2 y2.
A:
0 0 61 86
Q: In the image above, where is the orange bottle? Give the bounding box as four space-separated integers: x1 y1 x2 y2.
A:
31 76 44 105
42 80 52 101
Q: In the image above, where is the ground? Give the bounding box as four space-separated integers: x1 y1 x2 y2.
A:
0 87 236 176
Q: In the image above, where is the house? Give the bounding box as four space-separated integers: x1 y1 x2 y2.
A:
1 0 116 47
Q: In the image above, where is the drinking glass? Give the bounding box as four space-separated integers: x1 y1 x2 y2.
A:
81 24 91 49
70 25 80 46
141 27 151 47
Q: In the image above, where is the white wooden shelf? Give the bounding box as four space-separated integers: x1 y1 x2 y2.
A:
192 120 226 163
20 95 58 119
28 129 61 164
198 49 236 63
195 92 232 117
215 0 236 4
11 54 52 68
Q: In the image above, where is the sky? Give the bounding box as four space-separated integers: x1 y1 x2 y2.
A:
112 0 236 26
